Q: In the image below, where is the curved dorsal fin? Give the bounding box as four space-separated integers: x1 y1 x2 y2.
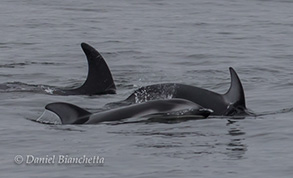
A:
45 102 91 124
224 67 246 107
65 43 116 95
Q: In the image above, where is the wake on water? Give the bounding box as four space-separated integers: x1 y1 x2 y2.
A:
0 81 78 94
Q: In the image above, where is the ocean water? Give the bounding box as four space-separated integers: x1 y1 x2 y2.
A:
0 0 293 177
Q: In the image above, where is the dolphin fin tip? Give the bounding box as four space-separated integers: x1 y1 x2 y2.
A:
80 42 91 50
229 67 236 74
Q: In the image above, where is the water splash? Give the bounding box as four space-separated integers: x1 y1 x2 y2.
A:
41 86 56 95
0 81 57 95
133 83 177 103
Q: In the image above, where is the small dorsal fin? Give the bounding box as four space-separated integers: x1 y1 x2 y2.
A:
224 67 246 107
65 43 116 95
45 102 91 124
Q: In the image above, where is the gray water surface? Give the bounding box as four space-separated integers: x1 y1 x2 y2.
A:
1 0 293 177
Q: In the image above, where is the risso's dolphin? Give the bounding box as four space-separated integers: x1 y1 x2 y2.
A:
52 43 116 95
119 67 249 116
37 99 212 124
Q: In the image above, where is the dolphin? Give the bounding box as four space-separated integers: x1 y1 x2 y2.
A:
116 67 249 116
37 99 212 124
52 43 116 95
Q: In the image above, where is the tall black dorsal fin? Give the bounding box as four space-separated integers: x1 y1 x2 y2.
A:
224 67 246 107
44 102 91 124
65 43 116 95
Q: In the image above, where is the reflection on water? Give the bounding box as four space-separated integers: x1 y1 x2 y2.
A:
226 121 247 160
108 120 249 160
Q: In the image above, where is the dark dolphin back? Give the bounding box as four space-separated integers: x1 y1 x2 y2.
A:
123 67 247 116
174 84 226 115
39 99 212 125
177 67 247 115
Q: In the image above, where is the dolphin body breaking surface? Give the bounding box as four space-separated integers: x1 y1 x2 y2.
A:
52 43 116 95
37 43 250 117
117 67 249 116
37 99 212 124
